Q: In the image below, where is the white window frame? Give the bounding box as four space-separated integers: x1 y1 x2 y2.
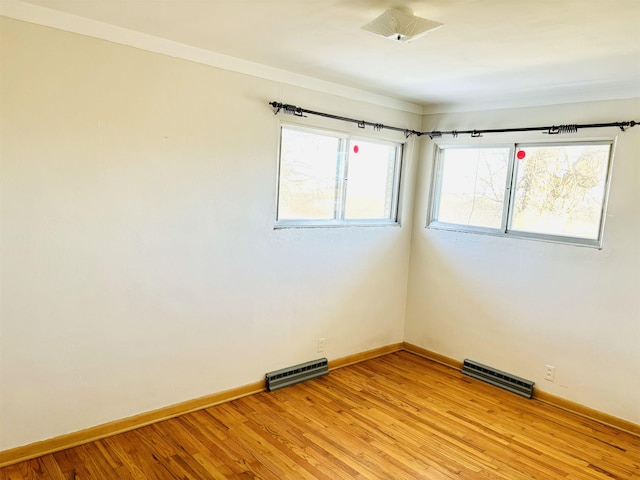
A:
428 140 615 248
275 124 404 228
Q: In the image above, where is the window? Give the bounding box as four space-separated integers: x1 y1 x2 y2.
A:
429 141 613 247
276 125 403 226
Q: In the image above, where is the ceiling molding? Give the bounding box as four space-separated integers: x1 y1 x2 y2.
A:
0 0 424 115
422 81 640 115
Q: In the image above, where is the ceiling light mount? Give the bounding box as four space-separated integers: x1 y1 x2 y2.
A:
361 7 443 43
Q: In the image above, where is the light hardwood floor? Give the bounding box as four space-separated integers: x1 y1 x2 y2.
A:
1 351 639 479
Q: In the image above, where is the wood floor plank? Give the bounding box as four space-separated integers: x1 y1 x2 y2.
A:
38 455 66 480
0 458 52 480
2 351 639 479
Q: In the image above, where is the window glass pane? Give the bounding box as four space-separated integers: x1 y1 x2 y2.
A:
435 148 510 229
510 144 610 239
277 127 342 220
344 140 398 219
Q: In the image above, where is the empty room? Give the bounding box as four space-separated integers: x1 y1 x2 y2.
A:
1 0 639 478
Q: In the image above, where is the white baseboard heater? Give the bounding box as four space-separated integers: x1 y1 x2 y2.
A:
266 358 329 392
462 359 535 398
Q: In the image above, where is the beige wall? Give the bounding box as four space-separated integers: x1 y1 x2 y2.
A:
2 15 638 452
406 99 640 424
0 18 420 450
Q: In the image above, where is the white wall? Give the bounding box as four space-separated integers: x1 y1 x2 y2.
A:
0 18 421 450
406 99 640 424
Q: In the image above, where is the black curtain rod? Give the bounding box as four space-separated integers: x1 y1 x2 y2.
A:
269 101 421 137
269 101 638 138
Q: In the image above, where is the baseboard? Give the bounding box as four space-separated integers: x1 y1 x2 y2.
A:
402 342 463 369
0 343 402 467
534 390 640 436
0 380 265 468
329 342 404 370
401 342 640 437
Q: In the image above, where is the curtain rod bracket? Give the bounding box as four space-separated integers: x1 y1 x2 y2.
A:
284 105 306 117
620 121 637 131
545 124 578 135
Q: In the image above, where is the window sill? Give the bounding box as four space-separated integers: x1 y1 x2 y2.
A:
275 220 400 229
426 223 603 249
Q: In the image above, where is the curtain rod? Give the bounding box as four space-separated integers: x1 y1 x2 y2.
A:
269 101 421 137
269 101 638 138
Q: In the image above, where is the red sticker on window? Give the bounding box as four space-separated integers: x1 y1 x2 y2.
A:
353 145 359 154
517 150 526 159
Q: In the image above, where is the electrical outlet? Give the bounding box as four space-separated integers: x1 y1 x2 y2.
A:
544 364 556 382
317 337 325 353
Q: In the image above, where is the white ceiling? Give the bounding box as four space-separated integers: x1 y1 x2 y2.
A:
5 0 640 113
